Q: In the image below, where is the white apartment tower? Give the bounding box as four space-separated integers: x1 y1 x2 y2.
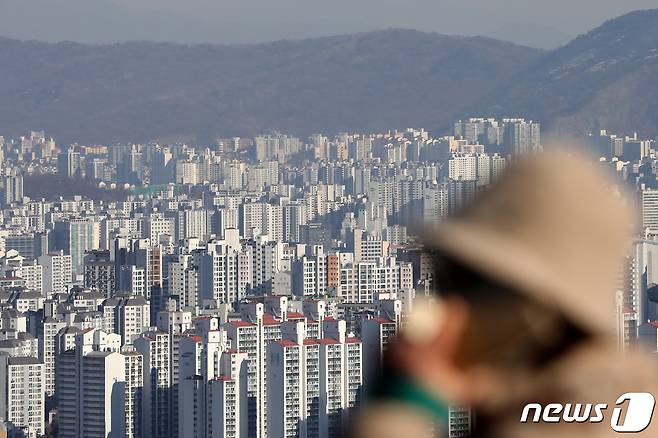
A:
39 317 66 397
56 329 133 438
208 351 249 438
123 348 145 438
339 257 402 304
134 330 172 438
423 183 449 226
155 308 193 438
267 319 362 438
197 236 251 306
169 253 199 309
0 354 44 436
178 324 249 438
101 296 151 346
642 189 658 231
39 251 72 296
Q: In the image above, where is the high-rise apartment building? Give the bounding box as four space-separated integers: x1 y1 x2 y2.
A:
57 329 143 438
135 330 172 438
642 189 658 231
84 251 116 298
39 317 67 398
423 182 449 226
0 354 44 436
0 170 23 207
57 149 82 178
267 319 362 438
53 218 100 275
101 296 150 346
178 323 249 438
39 251 72 296
502 118 541 155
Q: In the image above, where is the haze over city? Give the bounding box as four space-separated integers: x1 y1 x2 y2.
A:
1 0 657 47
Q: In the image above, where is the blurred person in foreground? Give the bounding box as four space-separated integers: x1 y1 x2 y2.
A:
350 151 658 437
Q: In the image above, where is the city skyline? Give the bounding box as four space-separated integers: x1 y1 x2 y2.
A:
0 2 656 436
0 116 653 436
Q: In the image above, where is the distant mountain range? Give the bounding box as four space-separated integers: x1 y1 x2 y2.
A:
493 9 658 139
0 9 657 145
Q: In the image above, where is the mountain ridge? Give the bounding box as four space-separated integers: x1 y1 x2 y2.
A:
0 10 657 144
0 28 541 144
489 9 658 137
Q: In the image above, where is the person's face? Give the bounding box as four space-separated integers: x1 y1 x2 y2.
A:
387 297 493 404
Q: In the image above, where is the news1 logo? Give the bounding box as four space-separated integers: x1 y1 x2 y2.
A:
520 392 656 432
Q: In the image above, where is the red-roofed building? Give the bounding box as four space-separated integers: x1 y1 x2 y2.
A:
276 339 299 348
179 328 247 438
261 313 280 326
267 318 362 438
372 316 393 325
229 320 254 328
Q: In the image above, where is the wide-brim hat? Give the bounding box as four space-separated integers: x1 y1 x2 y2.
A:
428 150 634 334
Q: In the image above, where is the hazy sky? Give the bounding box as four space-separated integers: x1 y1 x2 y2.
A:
1 0 656 47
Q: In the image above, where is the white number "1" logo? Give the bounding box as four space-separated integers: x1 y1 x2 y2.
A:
611 393 655 433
